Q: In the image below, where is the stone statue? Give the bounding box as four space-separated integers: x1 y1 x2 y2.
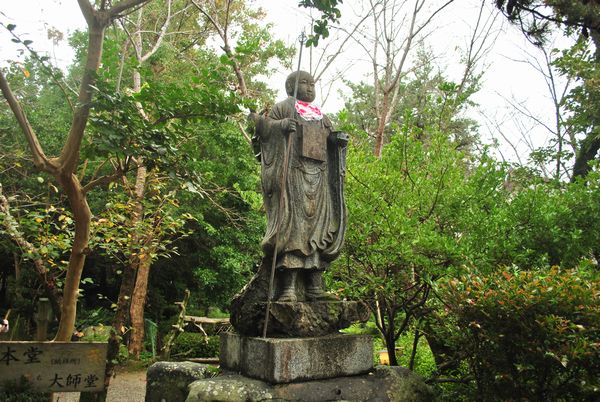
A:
220 75 372 387
229 71 365 337
250 70 348 302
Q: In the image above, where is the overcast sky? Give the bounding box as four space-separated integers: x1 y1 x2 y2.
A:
0 0 573 167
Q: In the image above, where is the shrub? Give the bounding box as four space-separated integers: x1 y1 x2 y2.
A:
171 333 220 358
0 378 50 402
434 266 599 401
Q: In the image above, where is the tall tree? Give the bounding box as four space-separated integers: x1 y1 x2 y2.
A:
0 0 152 341
335 124 469 366
111 0 191 359
495 0 600 180
79 0 290 358
343 47 481 153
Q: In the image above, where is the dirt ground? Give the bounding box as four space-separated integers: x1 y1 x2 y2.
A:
53 368 146 402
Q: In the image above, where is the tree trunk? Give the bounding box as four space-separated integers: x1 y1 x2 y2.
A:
80 329 120 402
126 164 147 356
571 133 600 180
112 262 136 336
380 301 399 366
374 93 391 157
54 174 91 341
385 329 399 366
124 18 154 356
571 31 600 181
128 243 154 358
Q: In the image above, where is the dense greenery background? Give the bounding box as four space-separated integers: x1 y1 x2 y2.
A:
0 1 598 400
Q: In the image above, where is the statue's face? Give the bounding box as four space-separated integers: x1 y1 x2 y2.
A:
295 73 316 103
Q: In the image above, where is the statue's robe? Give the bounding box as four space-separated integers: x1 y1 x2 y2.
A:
255 97 347 270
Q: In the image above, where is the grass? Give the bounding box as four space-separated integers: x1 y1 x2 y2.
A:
342 321 437 377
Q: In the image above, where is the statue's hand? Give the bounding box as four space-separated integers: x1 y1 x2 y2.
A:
282 118 297 133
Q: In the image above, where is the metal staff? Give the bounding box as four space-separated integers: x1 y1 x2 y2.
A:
262 31 306 338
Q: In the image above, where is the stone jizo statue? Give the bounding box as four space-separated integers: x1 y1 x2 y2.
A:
250 70 348 302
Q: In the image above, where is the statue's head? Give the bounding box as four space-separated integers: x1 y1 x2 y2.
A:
285 70 316 103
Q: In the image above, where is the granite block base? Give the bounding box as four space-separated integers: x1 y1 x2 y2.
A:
220 332 373 384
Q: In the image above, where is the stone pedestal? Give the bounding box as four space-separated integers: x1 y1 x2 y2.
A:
186 366 435 402
220 332 373 384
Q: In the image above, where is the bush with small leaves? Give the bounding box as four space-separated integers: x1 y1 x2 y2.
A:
171 333 220 359
433 265 599 401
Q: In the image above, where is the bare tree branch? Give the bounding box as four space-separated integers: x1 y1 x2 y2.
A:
0 70 58 174
140 0 173 63
77 0 96 25
109 0 153 19
314 11 372 82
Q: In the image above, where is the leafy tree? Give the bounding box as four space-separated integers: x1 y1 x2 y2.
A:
553 37 600 180
332 118 471 366
334 109 600 372
299 0 343 46
450 164 600 272
60 0 287 358
495 0 600 180
495 0 599 43
0 59 73 319
0 0 153 341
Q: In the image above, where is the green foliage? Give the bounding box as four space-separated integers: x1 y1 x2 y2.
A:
453 165 600 271
145 318 159 357
299 0 343 46
171 333 220 358
433 266 599 401
553 38 599 135
341 320 380 336
344 322 437 377
117 343 129 364
80 325 112 342
87 73 241 169
335 96 599 375
0 58 73 157
91 177 190 267
206 307 230 319
0 378 49 402
395 332 437 378
76 307 113 331
1 0 283 345
552 37 600 178
339 123 468 295
331 119 471 364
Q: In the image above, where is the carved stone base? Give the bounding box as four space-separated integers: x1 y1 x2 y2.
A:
230 259 369 337
245 301 369 337
220 333 373 383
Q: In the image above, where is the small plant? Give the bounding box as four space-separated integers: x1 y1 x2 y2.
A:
0 377 50 402
171 333 220 358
